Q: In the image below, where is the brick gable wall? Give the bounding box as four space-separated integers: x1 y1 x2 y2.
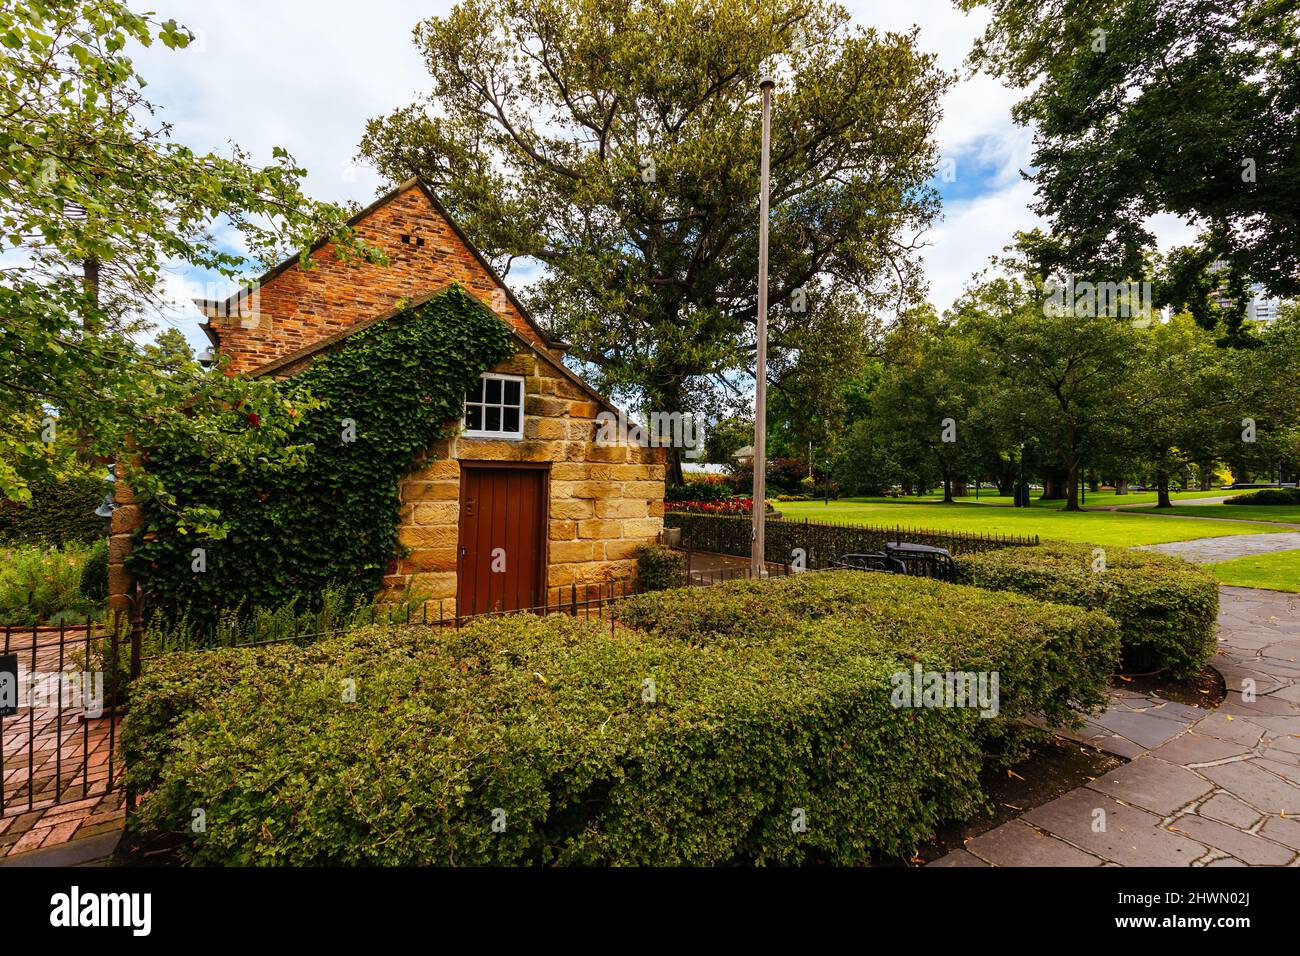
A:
208 182 548 373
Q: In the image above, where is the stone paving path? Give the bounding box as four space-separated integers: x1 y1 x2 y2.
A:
933 587 1300 867
1099 496 1233 510
1136 532 1300 563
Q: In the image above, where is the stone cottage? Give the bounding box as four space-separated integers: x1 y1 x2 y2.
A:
107 178 664 615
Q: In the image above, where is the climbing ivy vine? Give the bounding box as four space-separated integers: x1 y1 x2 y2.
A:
128 285 515 620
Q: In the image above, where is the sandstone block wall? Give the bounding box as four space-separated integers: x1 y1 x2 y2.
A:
385 344 666 606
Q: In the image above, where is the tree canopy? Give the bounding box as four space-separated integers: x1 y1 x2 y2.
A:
0 0 377 509
960 0 1300 340
359 0 951 481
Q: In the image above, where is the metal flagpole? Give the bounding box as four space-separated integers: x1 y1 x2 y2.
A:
752 76 775 579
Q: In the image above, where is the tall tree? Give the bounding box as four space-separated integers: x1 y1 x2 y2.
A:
956 276 1140 511
359 0 950 483
0 0 377 508
960 0 1300 340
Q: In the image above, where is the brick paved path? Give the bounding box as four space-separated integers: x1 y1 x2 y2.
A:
1 630 124 861
934 587 1300 867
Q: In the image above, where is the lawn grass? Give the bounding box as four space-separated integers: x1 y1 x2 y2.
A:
1207 549 1300 593
775 498 1284 547
824 489 1216 508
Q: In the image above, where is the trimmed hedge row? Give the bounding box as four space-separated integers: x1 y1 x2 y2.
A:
123 571 1119 865
0 474 104 547
615 571 1118 730
666 512 1038 569
1226 487 1300 505
954 542 1219 678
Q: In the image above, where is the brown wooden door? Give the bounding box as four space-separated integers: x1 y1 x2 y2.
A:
457 465 548 614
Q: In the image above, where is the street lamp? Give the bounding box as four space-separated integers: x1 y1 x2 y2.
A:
751 76 775 579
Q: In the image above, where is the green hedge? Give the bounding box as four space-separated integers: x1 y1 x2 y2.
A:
955 542 1219 678
615 571 1118 729
666 511 1038 569
0 474 104 547
123 571 1118 865
1225 487 1300 505
634 544 686 591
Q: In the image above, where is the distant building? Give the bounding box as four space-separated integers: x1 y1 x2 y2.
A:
1209 261 1291 323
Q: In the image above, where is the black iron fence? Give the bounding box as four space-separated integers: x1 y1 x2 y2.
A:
667 512 1038 571
0 616 128 820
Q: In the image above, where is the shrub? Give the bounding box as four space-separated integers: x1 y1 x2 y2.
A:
0 544 98 626
1225 487 1300 505
635 544 686 591
955 542 1219 678
0 474 104 547
124 572 1118 865
616 571 1118 729
665 478 731 503
80 540 109 602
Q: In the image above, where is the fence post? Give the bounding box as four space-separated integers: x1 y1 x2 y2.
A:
130 583 144 680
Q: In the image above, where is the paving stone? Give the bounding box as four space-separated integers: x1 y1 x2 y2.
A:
1151 732 1251 766
1237 715 1300 735
1217 665 1286 696
1220 692 1298 718
963 820 1104 867
1266 684 1300 705
928 849 989 867
1023 791 1205 867
1258 814 1300 851
1204 857 1247 867
1193 713 1268 747
1197 760 1300 815
1079 733 1147 760
1197 793 1264 829
1087 757 1215 815
1256 757 1300 785
1090 710 1192 750
1265 735 1300 755
1168 814 1296 866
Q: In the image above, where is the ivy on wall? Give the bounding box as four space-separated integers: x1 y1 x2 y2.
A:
128 285 515 620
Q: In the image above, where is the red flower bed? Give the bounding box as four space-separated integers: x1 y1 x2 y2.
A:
668 498 755 515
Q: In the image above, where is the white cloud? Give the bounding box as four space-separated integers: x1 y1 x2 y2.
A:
129 0 1043 336
924 178 1042 313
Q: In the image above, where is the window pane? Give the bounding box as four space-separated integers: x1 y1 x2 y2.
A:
485 406 501 432
465 405 482 430
469 378 485 402
485 378 502 404
504 379 521 405
503 407 520 433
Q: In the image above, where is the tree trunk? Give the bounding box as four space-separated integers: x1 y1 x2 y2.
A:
1041 471 1066 500
996 467 1015 496
902 479 913 496
1115 478 1129 495
942 475 953 503
1064 460 1081 511
1156 467 1172 508
665 446 684 488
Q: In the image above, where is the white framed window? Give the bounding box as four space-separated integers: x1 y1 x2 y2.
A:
463 372 525 440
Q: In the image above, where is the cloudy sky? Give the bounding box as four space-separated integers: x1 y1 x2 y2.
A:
127 0 1188 351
